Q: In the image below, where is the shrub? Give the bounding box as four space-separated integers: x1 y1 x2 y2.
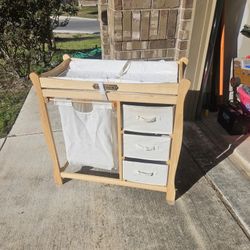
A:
0 0 78 79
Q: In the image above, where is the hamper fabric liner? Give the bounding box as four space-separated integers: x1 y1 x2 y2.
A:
57 101 118 170
56 59 178 171
57 59 178 83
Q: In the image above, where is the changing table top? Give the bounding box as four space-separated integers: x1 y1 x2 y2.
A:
57 59 178 84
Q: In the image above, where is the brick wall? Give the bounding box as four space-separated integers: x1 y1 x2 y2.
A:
98 0 110 58
99 0 194 60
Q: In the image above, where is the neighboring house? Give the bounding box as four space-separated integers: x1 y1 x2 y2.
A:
78 0 98 6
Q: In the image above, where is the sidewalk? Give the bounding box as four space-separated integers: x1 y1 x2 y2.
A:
199 112 250 176
183 122 250 238
0 88 249 249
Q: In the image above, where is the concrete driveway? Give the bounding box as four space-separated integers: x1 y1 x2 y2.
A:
53 16 100 34
0 88 249 249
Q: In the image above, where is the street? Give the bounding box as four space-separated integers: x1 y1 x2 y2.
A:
53 16 100 34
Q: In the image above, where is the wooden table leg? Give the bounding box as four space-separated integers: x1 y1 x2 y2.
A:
166 79 190 204
30 73 62 185
116 101 123 180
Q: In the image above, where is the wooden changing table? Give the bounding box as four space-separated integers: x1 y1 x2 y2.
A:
30 55 190 204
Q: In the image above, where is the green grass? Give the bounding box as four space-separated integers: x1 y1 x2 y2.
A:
52 33 101 64
0 88 30 138
55 33 100 50
77 6 98 19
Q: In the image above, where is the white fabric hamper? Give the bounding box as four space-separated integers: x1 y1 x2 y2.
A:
57 101 118 170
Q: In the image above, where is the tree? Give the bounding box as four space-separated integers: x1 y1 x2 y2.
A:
0 0 78 79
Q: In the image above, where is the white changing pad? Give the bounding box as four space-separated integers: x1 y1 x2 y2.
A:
57 59 178 83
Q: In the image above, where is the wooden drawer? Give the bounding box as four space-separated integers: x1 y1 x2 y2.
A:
123 104 174 134
123 160 168 186
123 134 171 161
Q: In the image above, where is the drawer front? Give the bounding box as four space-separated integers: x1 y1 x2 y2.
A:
123 105 174 134
123 161 168 186
124 134 171 161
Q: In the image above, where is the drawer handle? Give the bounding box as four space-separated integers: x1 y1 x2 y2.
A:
136 144 159 151
136 115 157 123
136 170 154 177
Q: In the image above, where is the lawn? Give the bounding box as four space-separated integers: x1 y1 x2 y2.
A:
0 88 29 138
54 33 100 52
0 33 101 138
51 33 101 66
77 6 98 19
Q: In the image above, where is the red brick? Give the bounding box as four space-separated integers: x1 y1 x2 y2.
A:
123 11 132 41
158 10 168 39
131 51 141 59
167 48 176 57
132 11 141 40
177 40 188 50
181 0 194 8
152 0 180 8
140 11 150 40
131 0 151 9
167 10 178 38
149 10 159 40
115 51 132 60
182 9 192 20
149 40 168 49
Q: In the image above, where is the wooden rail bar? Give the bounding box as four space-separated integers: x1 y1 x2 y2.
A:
40 77 179 95
61 172 167 192
42 89 178 104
